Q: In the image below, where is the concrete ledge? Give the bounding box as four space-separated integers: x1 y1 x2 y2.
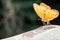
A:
1 25 60 40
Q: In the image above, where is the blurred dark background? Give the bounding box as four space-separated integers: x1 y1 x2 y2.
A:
0 0 60 39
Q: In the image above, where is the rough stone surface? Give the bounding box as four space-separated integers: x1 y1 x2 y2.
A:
1 25 60 40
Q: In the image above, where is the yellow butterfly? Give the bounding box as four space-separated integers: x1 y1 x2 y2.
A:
33 2 59 25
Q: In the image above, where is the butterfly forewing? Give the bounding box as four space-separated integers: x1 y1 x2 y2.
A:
33 3 45 19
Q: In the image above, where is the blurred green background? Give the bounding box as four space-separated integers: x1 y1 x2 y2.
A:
0 0 60 39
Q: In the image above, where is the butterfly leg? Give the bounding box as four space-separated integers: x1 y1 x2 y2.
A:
42 22 46 26
47 21 51 25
